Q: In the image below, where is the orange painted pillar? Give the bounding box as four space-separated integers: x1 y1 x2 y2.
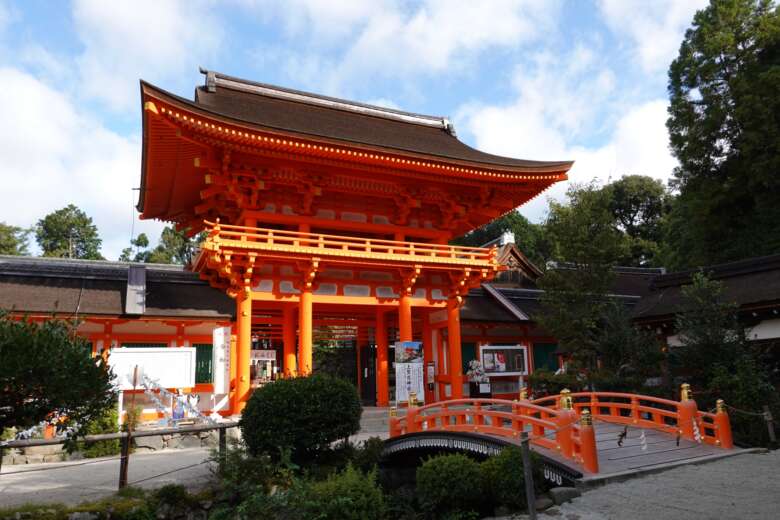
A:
715 399 734 449
399 292 412 342
422 311 435 404
282 304 297 377
298 288 313 375
376 309 390 406
678 383 698 441
235 292 252 412
229 329 237 413
447 296 463 399
579 409 599 473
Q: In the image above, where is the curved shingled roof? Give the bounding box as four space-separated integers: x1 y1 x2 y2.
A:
143 69 573 172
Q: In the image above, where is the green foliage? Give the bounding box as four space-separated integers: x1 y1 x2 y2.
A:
308 464 386 520
415 453 483 518
528 369 584 395
240 374 362 463
595 303 665 384
672 272 746 386
0 222 30 255
35 204 103 259
710 356 780 446
452 211 546 264
665 0 780 269
480 446 545 512
605 175 669 266
351 436 386 473
538 183 625 370
212 441 295 506
119 226 206 264
672 272 779 446
0 314 115 434
80 407 120 458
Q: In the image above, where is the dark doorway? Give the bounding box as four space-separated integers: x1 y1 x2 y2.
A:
360 344 377 406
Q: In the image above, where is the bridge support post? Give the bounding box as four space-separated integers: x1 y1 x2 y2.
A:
715 399 734 449
579 409 599 473
556 389 577 459
389 406 401 436
406 400 418 433
678 383 699 441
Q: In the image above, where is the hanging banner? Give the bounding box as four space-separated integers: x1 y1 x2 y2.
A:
395 341 424 403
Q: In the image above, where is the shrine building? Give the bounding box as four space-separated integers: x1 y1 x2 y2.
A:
137 70 571 411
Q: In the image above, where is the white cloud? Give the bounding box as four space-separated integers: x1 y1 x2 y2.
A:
597 0 708 73
0 67 164 259
457 47 676 222
72 0 222 112
243 0 562 95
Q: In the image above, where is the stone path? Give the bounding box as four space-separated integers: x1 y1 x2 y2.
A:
544 449 780 520
0 448 214 508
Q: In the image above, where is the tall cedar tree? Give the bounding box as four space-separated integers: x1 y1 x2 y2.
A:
36 204 103 260
0 314 115 433
665 0 780 269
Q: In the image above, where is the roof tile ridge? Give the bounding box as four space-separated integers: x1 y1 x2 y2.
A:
203 69 456 133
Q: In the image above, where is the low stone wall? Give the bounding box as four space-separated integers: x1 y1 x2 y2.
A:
2 430 223 466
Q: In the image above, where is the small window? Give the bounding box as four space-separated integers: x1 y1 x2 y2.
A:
194 343 213 384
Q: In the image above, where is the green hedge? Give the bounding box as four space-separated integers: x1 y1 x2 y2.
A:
416 453 483 517
240 374 362 463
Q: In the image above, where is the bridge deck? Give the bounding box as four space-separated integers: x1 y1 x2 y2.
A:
530 420 751 484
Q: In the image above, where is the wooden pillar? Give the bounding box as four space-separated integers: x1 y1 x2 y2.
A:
422 311 434 404
376 309 389 407
282 305 297 377
298 288 313 375
447 296 463 399
236 292 252 412
398 293 412 342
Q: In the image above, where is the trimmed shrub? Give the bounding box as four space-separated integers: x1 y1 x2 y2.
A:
480 446 545 512
416 453 483 517
308 464 385 520
233 466 384 520
241 374 362 463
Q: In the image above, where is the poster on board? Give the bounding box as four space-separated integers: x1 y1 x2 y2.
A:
394 341 424 403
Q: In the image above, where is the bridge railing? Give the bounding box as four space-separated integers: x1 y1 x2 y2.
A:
530 387 733 449
388 398 599 473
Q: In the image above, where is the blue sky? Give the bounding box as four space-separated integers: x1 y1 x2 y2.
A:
0 0 708 259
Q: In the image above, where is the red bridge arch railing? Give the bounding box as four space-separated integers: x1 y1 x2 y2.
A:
388 386 734 475
530 388 733 449
388 397 600 473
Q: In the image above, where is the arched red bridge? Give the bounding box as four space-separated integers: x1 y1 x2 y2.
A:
386 386 740 483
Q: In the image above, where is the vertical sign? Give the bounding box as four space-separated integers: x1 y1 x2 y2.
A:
212 327 231 394
395 341 424 404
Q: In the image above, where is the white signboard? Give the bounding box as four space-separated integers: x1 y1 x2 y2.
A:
212 327 231 394
109 347 196 390
395 363 424 404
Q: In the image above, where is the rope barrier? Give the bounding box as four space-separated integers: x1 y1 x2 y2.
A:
724 403 771 418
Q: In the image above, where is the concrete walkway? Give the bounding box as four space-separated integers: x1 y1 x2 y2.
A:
0 448 215 508
546 450 780 520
